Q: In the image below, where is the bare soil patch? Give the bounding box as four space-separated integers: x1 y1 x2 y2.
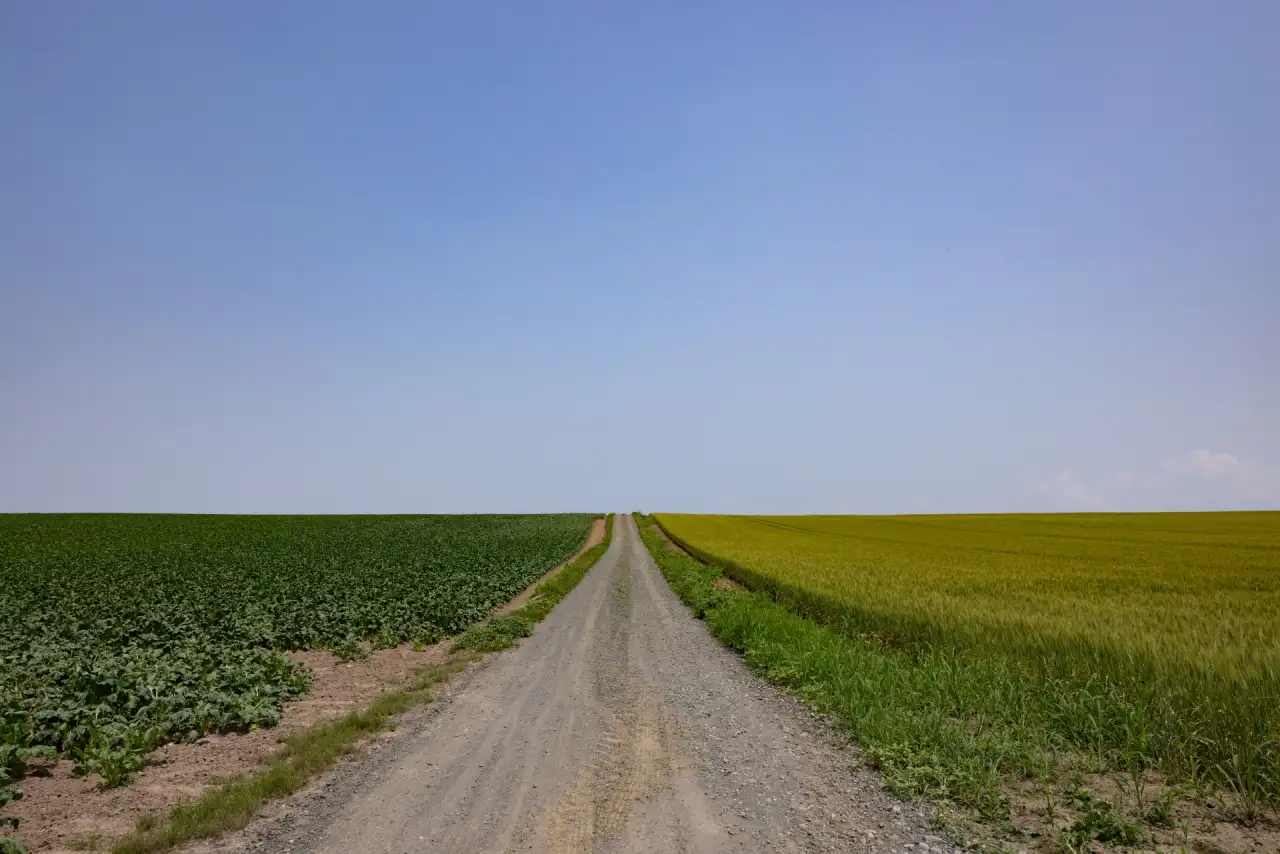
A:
13 642 449 852
1005 772 1278 854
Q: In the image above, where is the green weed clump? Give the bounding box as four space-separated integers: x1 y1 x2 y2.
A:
652 511 1280 808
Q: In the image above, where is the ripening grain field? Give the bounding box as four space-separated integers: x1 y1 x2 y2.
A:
0 514 596 792
654 512 1280 805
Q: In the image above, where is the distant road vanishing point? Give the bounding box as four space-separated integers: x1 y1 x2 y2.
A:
239 514 937 854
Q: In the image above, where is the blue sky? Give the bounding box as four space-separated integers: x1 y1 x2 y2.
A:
2 2 1277 514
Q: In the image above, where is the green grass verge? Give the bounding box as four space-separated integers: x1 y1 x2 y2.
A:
109 514 614 854
653 511 1280 809
632 513 1258 851
109 654 477 854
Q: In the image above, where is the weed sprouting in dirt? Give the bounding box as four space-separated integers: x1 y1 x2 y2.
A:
72 726 164 789
452 615 535 652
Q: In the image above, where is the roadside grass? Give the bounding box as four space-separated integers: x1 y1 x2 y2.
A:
109 514 614 854
653 511 1280 812
111 654 479 854
633 513 1276 852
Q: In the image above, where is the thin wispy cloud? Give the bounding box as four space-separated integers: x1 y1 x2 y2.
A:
1166 450 1243 479
1042 470 1113 512
1162 450 1280 503
1043 451 1280 512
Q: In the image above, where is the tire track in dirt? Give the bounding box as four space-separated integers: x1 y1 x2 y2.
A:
537 683 677 852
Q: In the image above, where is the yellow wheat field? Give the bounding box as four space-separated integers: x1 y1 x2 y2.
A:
654 511 1280 796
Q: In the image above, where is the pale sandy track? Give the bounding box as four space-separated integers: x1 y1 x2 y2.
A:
228 515 947 854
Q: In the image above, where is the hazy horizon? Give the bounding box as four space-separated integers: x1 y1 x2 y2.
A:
3 2 1277 515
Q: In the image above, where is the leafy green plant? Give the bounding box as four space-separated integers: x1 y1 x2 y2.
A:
1061 788 1143 849
1041 787 1059 827
454 515 615 653
0 716 54 846
72 726 163 789
1146 786 1178 828
452 616 534 652
0 718 55 780
110 516 615 854
1 767 21 823
0 513 600 797
330 636 368 662
0 833 29 854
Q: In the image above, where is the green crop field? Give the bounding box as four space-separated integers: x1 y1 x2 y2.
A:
0 514 595 794
653 512 1280 806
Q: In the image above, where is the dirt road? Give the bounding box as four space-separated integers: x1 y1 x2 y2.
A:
241 515 943 853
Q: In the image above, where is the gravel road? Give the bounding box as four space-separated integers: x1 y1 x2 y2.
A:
232 515 948 853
